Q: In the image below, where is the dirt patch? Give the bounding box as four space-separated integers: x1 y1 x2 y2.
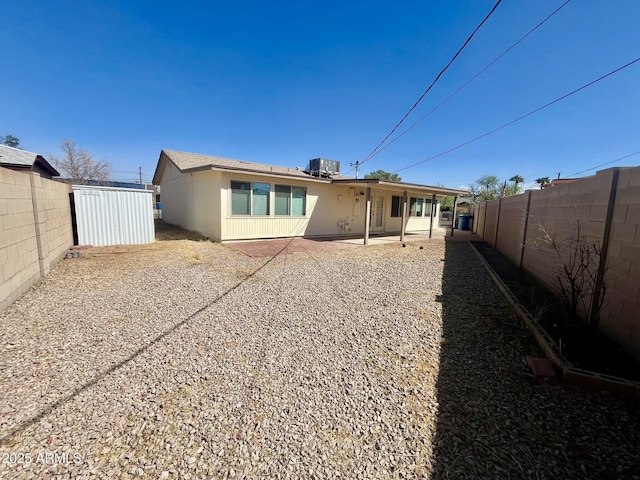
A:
471 241 640 382
154 219 209 242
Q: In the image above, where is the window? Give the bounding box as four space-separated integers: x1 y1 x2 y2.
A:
410 197 424 217
391 195 403 217
231 181 305 216
275 185 306 216
253 183 270 215
231 181 270 215
231 181 251 215
292 186 306 216
275 185 291 215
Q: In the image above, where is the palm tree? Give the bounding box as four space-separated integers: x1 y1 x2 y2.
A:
535 177 551 189
509 175 525 194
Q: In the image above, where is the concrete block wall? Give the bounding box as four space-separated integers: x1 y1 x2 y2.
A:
0 167 72 310
31 173 73 274
601 167 640 357
476 167 640 360
522 169 614 307
494 192 530 267
473 202 487 239
483 200 500 248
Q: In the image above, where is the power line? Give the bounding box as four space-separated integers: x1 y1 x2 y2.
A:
391 56 640 175
364 0 572 160
570 150 640 176
359 0 503 166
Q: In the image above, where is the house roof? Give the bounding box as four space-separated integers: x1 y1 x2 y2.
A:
0 144 60 176
153 149 322 184
153 149 466 196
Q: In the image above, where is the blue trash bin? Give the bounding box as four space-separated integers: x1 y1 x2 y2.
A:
458 214 472 231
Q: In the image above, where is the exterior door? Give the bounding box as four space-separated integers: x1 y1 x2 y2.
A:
372 195 384 231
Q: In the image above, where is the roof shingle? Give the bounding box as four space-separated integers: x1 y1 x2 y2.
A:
0 144 39 167
162 149 316 179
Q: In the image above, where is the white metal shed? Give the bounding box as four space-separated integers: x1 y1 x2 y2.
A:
72 185 155 246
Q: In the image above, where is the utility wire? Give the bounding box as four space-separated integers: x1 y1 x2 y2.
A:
365 0 571 160
359 0 503 166
391 56 640 175
570 150 640 176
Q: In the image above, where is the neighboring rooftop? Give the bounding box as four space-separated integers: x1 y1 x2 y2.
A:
56 178 146 189
0 144 59 177
546 178 580 188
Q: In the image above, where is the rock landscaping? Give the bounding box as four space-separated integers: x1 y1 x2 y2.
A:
0 233 638 479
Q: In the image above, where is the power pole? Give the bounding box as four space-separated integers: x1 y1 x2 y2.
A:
139 167 143 185
350 160 361 179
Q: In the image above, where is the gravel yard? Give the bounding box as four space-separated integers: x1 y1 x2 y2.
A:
0 232 638 479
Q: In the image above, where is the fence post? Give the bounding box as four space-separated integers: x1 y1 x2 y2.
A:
592 169 620 319
474 203 478 234
519 190 533 270
482 202 487 240
28 173 46 277
494 197 503 249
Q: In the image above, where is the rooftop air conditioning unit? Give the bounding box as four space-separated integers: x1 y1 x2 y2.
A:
305 158 340 178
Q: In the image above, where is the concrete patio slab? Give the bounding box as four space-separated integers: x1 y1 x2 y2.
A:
223 228 471 257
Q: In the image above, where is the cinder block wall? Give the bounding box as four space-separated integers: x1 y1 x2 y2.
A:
483 200 500 247
31 174 73 274
473 203 486 239
495 193 530 267
602 167 640 356
0 167 72 310
523 169 614 308
478 167 640 360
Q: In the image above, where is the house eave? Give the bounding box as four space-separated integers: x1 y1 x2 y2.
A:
329 178 465 196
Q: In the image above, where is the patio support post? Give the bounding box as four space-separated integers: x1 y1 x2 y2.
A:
451 196 458 237
400 190 407 242
429 193 436 238
364 187 371 245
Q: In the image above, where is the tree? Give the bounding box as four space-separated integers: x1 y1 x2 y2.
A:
460 184 480 203
537 217 607 334
535 177 551 189
509 175 525 194
364 169 401 182
475 174 500 201
50 139 111 183
1 134 20 148
437 183 454 211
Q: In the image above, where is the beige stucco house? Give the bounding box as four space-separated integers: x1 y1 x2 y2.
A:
152 149 464 243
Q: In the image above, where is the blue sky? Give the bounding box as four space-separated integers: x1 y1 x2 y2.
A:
1 1 638 189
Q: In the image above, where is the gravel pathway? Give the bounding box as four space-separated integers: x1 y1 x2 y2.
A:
0 236 638 479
